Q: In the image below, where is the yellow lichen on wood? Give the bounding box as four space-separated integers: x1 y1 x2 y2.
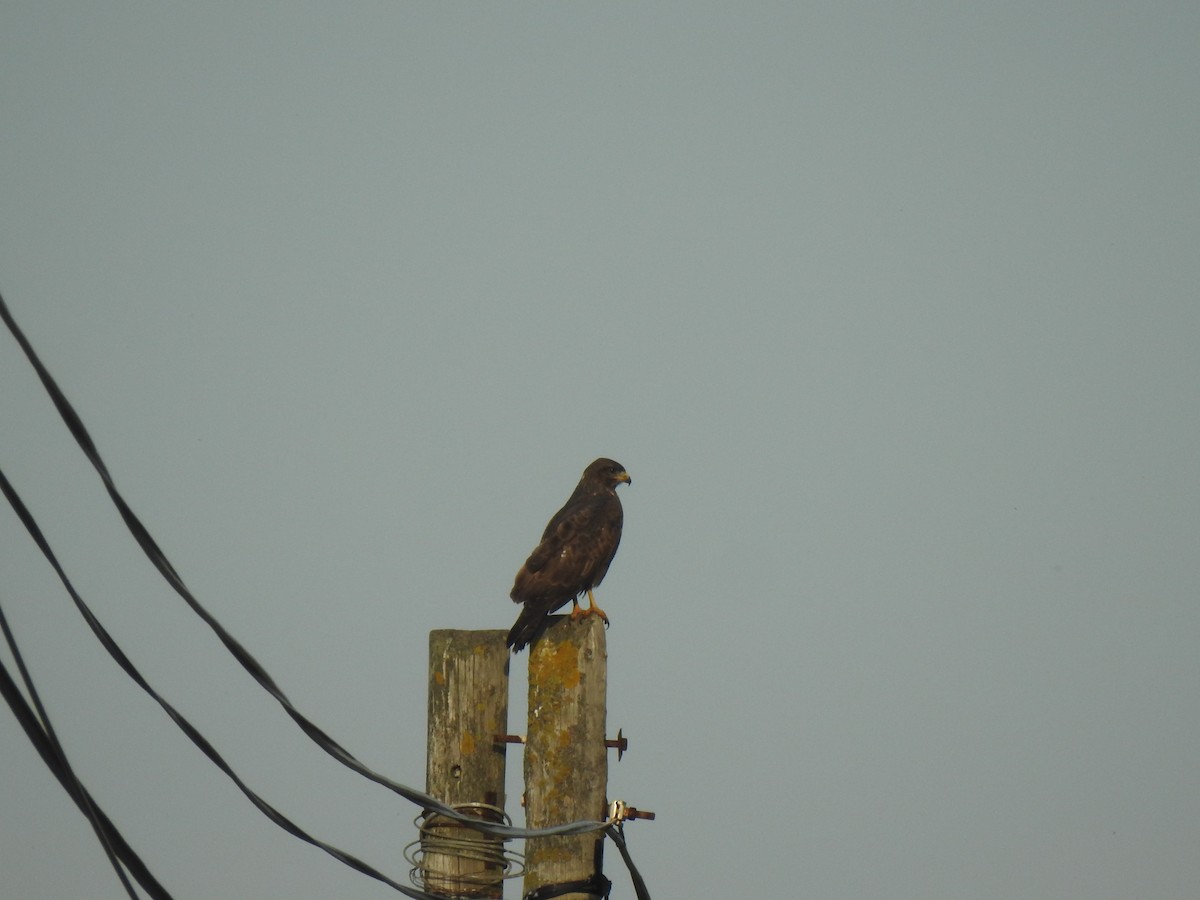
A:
523 616 607 900
424 629 509 898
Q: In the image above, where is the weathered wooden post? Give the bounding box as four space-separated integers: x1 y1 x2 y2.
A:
421 629 510 898
522 615 608 899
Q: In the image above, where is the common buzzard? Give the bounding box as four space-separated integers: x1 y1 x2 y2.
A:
506 458 631 652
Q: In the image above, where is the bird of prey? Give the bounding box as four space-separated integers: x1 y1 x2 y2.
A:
506 458 631 652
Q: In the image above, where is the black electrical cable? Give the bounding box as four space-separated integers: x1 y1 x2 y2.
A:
0 463 461 900
1 291 653 899
607 824 652 900
0 603 155 900
0 291 604 843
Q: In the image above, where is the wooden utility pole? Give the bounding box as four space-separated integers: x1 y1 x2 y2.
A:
422 629 510 898
522 615 608 900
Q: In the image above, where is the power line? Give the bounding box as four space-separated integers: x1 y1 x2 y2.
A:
1 290 652 897
0 601 159 899
0 462 448 898
0 290 605 842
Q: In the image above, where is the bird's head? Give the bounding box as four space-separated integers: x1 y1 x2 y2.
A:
585 457 631 488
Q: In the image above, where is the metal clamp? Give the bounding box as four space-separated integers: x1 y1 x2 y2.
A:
607 799 656 824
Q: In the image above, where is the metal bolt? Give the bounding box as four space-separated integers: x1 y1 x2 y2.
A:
624 805 656 822
604 727 629 760
608 799 657 823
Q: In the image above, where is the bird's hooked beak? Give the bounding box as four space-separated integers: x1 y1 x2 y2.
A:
617 471 632 486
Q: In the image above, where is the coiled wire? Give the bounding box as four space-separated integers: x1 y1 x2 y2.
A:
404 802 525 896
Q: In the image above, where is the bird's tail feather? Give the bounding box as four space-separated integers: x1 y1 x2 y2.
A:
506 607 545 652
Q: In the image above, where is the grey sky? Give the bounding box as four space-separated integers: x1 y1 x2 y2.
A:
2 3 1198 898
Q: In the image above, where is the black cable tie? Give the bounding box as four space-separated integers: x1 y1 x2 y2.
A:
523 872 612 900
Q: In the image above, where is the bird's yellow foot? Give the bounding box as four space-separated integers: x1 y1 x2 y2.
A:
570 590 609 627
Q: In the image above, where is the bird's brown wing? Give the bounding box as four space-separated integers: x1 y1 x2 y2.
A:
511 494 620 605
507 496 621 650
519 513 578 577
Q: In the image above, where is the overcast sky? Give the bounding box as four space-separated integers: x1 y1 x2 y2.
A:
2 3 1198 898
